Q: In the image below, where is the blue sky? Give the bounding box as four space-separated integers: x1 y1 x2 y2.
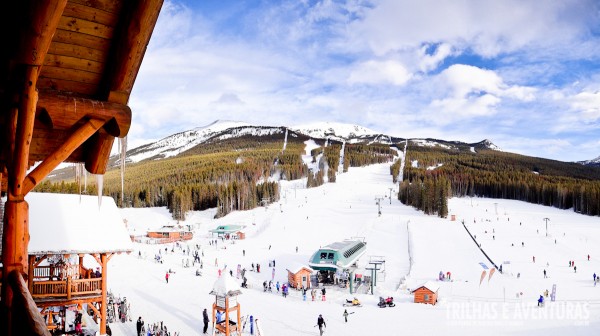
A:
128 0 600 162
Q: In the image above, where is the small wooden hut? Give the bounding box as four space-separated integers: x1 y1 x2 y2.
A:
210 274 243 336
286 264 314 289
147 225 193 242
411 281 439 305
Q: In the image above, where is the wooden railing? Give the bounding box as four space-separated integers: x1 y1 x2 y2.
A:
31 278 102 300
33 264 79 280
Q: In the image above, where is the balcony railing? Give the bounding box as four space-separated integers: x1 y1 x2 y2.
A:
31 278 102 300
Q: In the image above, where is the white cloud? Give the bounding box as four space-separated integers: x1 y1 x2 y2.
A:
425 64 536 121
417 43 454 73
349 0 594 58
348 60 412 86
570 91 600 122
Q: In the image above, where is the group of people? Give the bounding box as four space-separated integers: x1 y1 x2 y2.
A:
137 316 179 336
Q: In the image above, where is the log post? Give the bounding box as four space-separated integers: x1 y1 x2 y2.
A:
1 196 29 334
27 255 35 294
67 277 71 300
1 1 67 334
100 253 108 335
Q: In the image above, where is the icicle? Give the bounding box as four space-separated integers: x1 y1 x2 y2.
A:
84 169 87 193
75 163 84 202
119 136 127 207
96 174 104 208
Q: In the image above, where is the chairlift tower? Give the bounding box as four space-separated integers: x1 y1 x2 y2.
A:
543 217 550 237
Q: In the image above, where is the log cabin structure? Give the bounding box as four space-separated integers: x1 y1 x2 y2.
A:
0 1 163 335
286 264 314 289
24 193 132 333
147 225 194 243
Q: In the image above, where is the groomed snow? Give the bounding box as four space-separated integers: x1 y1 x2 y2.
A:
105 164 600 336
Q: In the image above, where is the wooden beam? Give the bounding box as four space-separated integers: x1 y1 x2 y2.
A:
33 255 48 268
88 302 100 321
14 0 68 66
85 129 115 175
37 91 132 137
91 254 101 266
10 66 39 197
27 255 35 294
100 253 108 335
35 296 100 309
102 0 164 103
23 118 105 194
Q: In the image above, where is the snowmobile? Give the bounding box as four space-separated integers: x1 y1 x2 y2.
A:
378 296 395 307
343 298 362 307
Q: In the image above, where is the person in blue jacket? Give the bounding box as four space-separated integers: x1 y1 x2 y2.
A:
537 295 544 307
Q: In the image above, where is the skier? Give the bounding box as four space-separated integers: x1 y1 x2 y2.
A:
321 287 326 301
537 295 544 307
343 309 348 323
202 308 209 334
276 281 280 293
533 256 535 263
243 249 245 257
302 286 307 301
543 269 547 278
574 266 577 273
165 272 170 284
74 312 83 334
137 316 144 336
317 314 326 335
588 254 591 261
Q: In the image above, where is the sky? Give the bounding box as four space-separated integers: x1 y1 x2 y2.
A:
127 0 600 162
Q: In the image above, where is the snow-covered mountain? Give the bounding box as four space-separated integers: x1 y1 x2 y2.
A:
125 120 250 162
292 121 378 140
578 155 600 167
121 120 500 163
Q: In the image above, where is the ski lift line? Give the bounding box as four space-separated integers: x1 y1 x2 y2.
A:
461 221 499 271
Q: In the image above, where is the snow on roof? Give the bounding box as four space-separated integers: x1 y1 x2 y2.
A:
286 263 314 274
150 225 191 233
209 273 243 297
412 281 440 293
24 193 133 255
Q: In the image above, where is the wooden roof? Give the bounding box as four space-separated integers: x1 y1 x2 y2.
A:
0 0 164 191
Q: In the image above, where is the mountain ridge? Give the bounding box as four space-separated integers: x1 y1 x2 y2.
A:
122 120 502 164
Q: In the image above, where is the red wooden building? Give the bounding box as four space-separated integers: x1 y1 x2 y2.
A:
147 225 193 243
411 281 439 305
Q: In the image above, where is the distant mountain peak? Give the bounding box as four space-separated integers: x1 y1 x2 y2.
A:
478 139 500 150
578 155 600 167
292 121 379 140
